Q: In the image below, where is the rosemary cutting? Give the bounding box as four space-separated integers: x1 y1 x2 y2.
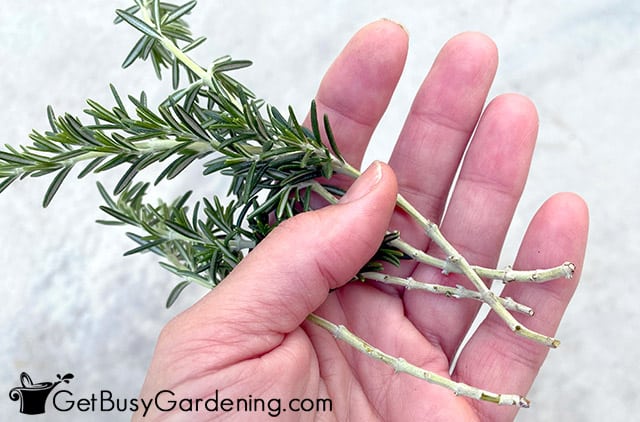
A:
0 0 576 408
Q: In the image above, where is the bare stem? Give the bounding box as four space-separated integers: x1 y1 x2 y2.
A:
395 194 560 348
312 180 560 347
306 313 530 408
312 181 573 283
360 271 534 316
389 237 575 283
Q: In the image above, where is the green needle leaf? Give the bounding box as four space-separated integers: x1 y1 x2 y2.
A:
164 0 198 24
182 36 207 53
122 36 153 68
166 280 190 308
113 5 139 24
43 166 73 207
165 220 200 241
323 114 343 162
123 235 166 256
0 174 19 195
115 9 162 40
113 154 151 195
0 151 34 166
213 59 253 73
174 105 211 141
152 0 162 29
98 205 138 226
310 100 322 143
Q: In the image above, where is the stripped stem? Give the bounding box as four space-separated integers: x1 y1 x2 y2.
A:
395 194 560 348
306 313 530 408
312 181 573 283
313 178 561 347
361 271 534 316
388 237 575 283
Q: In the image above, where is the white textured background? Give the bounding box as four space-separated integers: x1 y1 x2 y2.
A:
1 1 638 420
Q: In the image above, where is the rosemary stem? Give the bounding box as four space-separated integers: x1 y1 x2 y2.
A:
395 195 560 348
5 139 213 178
388 237 575 283
138 1 208 82
311 181 571 284
333 160 361 179
306 313 530 407
360 271 534 315
310 181 341 204
312 178 560 347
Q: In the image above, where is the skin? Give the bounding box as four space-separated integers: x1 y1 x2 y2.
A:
135 21 589 421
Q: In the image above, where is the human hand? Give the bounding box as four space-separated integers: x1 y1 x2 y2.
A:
135 21 589 421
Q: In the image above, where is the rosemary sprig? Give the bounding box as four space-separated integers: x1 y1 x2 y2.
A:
0 0 576 407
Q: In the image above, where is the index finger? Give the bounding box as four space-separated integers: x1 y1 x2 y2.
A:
305 20 409 173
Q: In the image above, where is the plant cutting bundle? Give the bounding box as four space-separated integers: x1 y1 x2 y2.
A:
0 0 576 409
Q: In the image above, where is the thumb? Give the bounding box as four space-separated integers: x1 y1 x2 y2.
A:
180 161 397 340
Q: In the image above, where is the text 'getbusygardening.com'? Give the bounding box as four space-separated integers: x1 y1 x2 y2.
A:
51 388 333 418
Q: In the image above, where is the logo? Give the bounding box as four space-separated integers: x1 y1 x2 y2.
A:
9 372 74 415
8 372 332 418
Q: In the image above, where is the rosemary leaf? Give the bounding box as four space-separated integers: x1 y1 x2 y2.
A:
43 166 73 207
165 280 191 308
115 9 162 40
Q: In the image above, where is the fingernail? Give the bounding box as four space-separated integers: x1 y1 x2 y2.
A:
339 161 382 204
380 18 409 36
